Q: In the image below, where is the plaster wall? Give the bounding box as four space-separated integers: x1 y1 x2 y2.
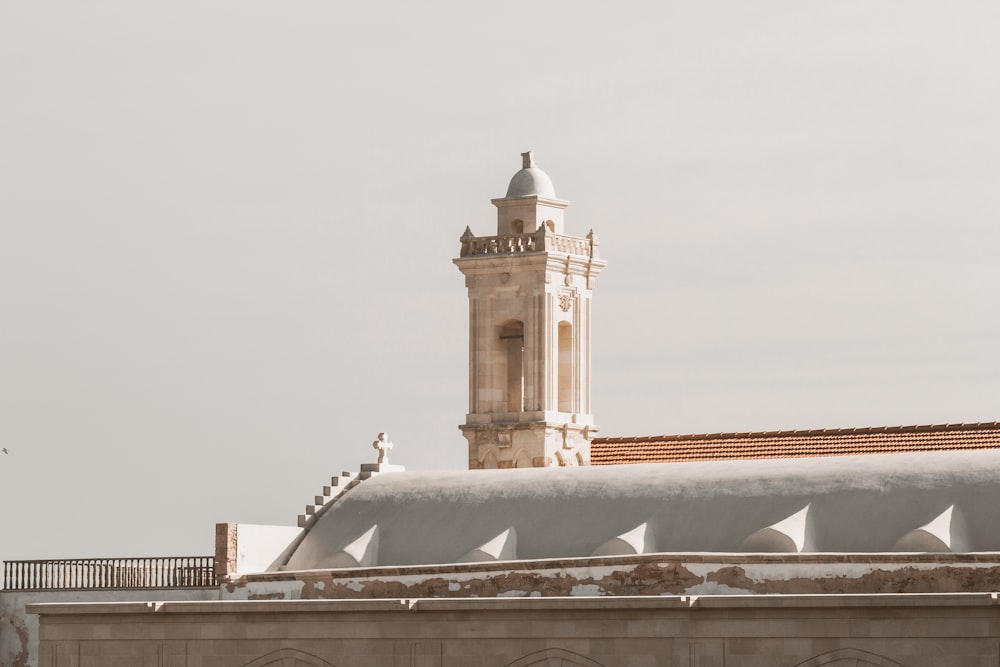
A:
216 523 303 577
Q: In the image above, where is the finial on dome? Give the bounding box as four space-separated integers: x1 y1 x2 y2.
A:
372 432 394 464
521 151 534 169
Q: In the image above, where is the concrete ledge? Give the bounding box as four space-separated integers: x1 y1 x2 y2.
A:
689 593 999 609
409 596 690 611
27 593 1000 617
27 598 410 615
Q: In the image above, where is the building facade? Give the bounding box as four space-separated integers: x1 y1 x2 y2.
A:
7 153 1000 667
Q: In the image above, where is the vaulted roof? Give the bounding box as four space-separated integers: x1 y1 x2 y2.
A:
591 422 1000 465
282 449 1000 571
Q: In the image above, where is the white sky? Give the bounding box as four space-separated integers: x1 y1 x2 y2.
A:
1 1 998 559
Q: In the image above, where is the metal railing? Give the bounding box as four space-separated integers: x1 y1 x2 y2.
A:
2 556 216 591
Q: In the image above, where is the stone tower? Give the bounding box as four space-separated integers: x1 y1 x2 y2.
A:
454 152 607 469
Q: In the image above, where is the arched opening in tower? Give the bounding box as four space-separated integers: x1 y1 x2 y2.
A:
500 320 525 413
558 321 573 413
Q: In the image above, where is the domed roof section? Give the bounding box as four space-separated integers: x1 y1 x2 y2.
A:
505 151 556 199
281 449 1000 571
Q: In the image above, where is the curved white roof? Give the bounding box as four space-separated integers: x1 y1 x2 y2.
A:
505 166 556 199
282 450 1000 571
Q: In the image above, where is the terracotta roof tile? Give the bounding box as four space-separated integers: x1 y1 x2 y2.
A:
590 422 1000 465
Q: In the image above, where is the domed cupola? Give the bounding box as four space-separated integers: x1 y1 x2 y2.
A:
491 151 570 236
505 152 557 199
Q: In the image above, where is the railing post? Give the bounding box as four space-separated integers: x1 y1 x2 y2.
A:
1 556 214 590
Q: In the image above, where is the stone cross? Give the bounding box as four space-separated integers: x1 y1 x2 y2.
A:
372 432 394 464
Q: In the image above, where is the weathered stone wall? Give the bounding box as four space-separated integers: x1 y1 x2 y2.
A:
30 594 1000 666
227 553 1000 601
1 588 218 667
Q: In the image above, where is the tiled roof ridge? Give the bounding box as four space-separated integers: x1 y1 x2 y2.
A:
593 421 1000 445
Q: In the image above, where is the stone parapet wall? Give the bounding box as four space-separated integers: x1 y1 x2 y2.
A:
2 587 218 667
29 594 1000 666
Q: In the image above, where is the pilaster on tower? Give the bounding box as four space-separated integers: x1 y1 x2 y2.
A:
454 152 607 470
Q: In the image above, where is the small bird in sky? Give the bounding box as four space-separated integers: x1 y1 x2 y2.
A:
1 448 7 454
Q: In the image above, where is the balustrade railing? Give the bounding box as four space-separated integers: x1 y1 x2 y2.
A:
459 229 597 258
2 556 216 591
461 232 538 256
545 234 592 256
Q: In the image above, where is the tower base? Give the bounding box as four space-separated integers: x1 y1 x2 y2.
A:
461 422 597 469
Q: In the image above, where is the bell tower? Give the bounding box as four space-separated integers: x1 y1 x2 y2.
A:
454 152 607 469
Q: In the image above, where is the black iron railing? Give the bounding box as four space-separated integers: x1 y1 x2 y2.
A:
2 556 216 591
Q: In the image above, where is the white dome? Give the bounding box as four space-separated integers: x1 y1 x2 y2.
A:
505 166 556 199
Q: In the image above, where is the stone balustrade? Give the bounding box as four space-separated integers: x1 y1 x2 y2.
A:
459 228 599 259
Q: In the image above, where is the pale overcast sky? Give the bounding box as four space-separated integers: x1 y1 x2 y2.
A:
1 2 998 559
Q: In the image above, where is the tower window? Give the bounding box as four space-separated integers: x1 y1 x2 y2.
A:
558 322 572 413
500 321 525 413
511 219 524 235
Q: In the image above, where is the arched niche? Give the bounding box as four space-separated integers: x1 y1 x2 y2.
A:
892 528 950 552
739 527 798 553
739 504 811 553
794 647 903 666
325 525 379 568
480 448 500 470
891 504 959 552
557 321 573 412
243 648 336 667
505 647 606 667
512 448 533 468
498 319 525 413
590 522 651 557
457 527 517 563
